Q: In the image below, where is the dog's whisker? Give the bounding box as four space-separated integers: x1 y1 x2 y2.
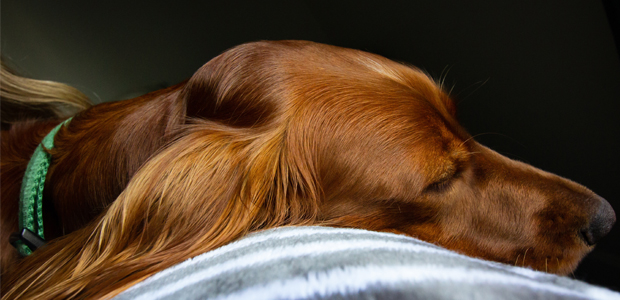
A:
497 152 532 164
438 65 453 91
464 151 481 156
448 84 456 97
522 248 529 267
459 132 504 147
460 132 528 152
455 77 490 105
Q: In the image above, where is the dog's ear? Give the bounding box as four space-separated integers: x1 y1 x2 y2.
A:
7 44 323 295
4 121 319 298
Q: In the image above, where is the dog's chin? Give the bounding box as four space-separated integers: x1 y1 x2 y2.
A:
535 231 597 275
554 242 594 276
414 232 594 276
511 239 593 275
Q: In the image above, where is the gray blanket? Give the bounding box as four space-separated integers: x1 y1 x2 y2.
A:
114 226 620 300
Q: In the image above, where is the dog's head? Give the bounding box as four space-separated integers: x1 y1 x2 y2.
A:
183 40 615 274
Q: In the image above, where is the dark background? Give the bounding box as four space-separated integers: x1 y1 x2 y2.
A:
2 0 619 291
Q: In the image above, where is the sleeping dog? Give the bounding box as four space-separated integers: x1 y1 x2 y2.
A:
1 40 615 299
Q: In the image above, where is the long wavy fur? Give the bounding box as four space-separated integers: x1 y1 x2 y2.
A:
2 41 326 299
6 125 318 299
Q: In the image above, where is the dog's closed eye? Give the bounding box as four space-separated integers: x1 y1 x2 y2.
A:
424 148 472 193
425 167 461 193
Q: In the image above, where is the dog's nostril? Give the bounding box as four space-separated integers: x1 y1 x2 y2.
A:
580 197 616 246
579 228 596 246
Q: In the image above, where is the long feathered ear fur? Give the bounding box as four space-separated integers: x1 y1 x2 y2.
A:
2 45 321 299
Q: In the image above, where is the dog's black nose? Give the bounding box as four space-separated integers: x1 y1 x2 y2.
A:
580 197 616 246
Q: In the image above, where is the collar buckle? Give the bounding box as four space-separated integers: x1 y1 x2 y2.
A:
10 228 46 255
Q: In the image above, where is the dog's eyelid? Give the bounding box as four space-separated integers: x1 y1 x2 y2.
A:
425 166 461 192
425 178 453 192
427 154 470 190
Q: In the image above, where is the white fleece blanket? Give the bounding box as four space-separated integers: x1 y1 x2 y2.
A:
114 226 620 300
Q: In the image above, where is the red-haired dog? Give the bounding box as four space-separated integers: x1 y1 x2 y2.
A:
1 41 615 299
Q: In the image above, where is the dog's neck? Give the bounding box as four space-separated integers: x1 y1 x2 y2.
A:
0 83 185 273
11 118 72 256
1 120 64 273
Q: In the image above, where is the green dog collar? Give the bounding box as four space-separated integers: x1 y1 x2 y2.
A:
12 118 71 256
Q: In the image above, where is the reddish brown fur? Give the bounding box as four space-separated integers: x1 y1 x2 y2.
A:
1 121 61 275
0 41 614 299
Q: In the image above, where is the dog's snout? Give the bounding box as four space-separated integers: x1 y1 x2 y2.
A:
580 197 616 246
